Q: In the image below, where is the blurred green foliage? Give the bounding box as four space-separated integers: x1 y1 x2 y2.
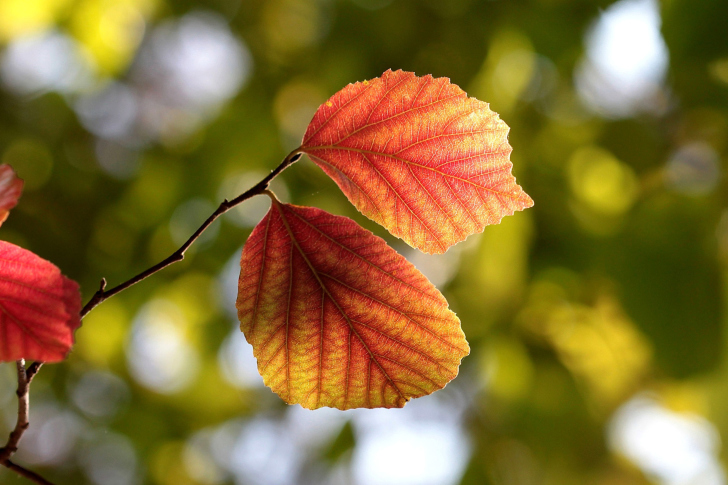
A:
0 0 726 484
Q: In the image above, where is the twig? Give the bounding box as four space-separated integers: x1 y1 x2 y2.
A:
0 148 303 484
0 361 30 464
80 148 302 318
25 362 42 383
4 460 55 485
0 360 54 484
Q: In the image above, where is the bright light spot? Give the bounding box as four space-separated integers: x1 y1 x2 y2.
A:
126 11 251 142
351 395 470 485
589 0 666 88
94 139 141 180
216 418 302 485
1 10 251 151
666 142 721 196
568 146 639 216
353 422 469 485
405 234 478 288
218 249 244 320
71 370 129 420
71 0 147 75
470 29 538 115
0 29 92 96
609 395 726 485
74 297 129 365
15 404 83 466
136 11 250 112
126 299 199 393
218 329 265 389
0 0 71 41
285 405 348 449
482 336 534 402
198 409 346 484
576 0 669 117
185 396 469 485
217 248 267 389
185 429 228 484
76 82 139 140
405 247 461 288
78 431 138 485
493 49 537 101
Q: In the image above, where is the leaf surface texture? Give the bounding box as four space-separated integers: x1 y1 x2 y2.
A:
301 69 533 254
0 241 81 362
236 202 469 409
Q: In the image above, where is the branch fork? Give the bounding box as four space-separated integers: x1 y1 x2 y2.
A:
2 149 302 484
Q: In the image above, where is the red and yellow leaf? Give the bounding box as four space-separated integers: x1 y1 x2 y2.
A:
0 241 82 363
300 69 533 254
236 201 469 410
0 164 23 227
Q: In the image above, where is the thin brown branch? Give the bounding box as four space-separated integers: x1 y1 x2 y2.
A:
4 460 55 485
0 360 29 463
0 360 55 484
0 148 303 484
80 148 302 319
25 362 42 383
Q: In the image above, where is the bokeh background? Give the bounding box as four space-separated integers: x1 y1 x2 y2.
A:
0 0 726 483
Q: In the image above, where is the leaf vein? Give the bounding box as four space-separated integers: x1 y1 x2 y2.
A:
274 203 407 404
285 204 439 300
320 273 464 353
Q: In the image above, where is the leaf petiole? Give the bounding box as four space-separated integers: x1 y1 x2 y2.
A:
2 149 305 484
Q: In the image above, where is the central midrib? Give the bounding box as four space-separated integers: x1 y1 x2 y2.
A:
272 202 407 406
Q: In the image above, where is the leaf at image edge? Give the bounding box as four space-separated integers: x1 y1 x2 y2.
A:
0 241 82 363
0 164 24 227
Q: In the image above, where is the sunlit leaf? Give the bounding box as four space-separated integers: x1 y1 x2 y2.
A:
0 241 82 363
300 69 533 254
236 201 469 409
0 164 23 227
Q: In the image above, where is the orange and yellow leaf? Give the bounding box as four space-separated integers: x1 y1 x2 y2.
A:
300 69 533 254
236 201 469 409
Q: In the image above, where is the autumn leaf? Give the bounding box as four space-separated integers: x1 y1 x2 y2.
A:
236 201 469 410
0 164 23 227
0 241 82 363
299 69 533 254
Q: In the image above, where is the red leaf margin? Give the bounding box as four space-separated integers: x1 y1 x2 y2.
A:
0 241 82 363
